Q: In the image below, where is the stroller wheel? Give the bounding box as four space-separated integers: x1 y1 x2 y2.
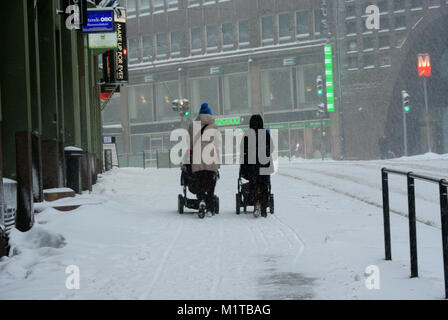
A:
236 194 241 215
178 194 184 214
214 196 219 214
269 194 274 214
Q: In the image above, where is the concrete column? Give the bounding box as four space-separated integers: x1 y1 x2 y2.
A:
0 1 34 231
120 86 131 154
249 62 262 115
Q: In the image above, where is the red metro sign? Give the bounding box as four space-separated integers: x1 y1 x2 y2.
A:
417 54 432 77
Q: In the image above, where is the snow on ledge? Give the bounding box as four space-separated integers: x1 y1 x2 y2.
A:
43 188 75 194
64 146 83 152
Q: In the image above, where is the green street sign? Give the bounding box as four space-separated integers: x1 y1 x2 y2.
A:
283 57 297 66
144 75 155 83
210 67 222 75
215 117 240 126
289 122 305 129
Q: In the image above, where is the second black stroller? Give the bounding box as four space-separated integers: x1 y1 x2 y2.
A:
235 167 274 217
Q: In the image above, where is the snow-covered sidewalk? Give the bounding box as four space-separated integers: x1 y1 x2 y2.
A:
0 154 447 299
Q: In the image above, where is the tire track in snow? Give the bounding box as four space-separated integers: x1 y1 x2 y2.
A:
139 221 184 300
210 218 224 298
268 215 306 267
278 171 440 229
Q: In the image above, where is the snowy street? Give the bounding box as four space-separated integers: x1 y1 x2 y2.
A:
0 154 447 300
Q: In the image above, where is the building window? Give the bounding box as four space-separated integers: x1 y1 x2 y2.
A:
222 73 250 115
345 20 356 34
170 31 180 56
347 39 357 52
261 16 274 45
380 15 389 31
167 0 178 10
379 55 391 67
347 55 358 70
411 0 423 9
313 9 322 35
429 0 440 7
156 33 167 57
188 0 200 7
395 15 407 29
142 35 153 59
206 25 219 52
140 0 150 11
261 68 293 112
191 27 202 53
127 0 136 11
363 54 375 68
279 13 291 40
378 1 388 13
363 37 374 51
152 0 165 12
190 77 220 114
345 5 356 18
379 34 390 49
296 11 310 36
394 0 406 12
238 20 249 47
222 22 234 49
155 81 180 121
128 85 154 123
128 37 139 60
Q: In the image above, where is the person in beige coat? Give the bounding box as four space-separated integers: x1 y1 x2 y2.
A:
187 102 221 215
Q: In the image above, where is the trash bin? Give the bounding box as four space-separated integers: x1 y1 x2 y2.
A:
104 149 113 171
65 147 84 194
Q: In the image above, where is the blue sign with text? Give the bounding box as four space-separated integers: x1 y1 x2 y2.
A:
82 10 115 33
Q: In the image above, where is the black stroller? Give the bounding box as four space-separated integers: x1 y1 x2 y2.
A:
235 167 274 216
178 163 220 219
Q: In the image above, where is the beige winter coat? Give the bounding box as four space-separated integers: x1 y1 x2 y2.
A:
188 114 221 173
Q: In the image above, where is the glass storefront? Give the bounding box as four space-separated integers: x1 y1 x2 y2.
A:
102 94 121 125
155 81 180 121
261 68 293 112
128 84 154 123
222 73 250 115
190 76 219 113
297 63 325 109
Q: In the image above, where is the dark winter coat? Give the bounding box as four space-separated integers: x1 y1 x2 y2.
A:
240 115 274 180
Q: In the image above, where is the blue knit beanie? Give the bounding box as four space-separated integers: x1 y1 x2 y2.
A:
199 102 212 115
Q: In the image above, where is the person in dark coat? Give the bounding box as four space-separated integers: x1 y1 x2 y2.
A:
240 114 274 217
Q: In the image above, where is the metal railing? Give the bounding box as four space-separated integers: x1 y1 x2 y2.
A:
381 168 448 299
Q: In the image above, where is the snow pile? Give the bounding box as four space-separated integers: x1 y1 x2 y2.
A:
8 225 66 253
0 225 66 286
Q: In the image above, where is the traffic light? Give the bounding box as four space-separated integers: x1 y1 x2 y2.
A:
402 90 410 113
172 99 190 117
316 102 326 117
316 75 324 96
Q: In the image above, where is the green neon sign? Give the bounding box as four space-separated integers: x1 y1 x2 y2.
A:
215 117 240 127
324 44 335 113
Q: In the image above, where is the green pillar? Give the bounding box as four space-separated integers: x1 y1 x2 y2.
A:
38 0 64 188
61 27 82 147
0 0 32 178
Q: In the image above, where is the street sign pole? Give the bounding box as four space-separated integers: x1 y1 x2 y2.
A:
423 77 431 153
403 109 408 157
